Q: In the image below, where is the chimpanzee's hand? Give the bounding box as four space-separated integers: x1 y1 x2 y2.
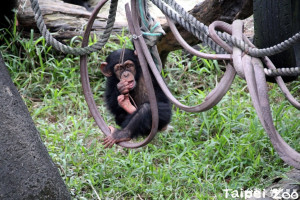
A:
117 94 137 114
117 80 130 94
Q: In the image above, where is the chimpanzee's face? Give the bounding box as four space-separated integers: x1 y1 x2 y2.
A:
113 60 137 90
114 60 136 79
100 49 140 92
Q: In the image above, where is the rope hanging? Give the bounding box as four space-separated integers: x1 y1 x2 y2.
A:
129 0 300 169
80 0 160 148
29 0 118 55
29 0 300 76
29 0 300 168
150 0 300 59
137 0 165 72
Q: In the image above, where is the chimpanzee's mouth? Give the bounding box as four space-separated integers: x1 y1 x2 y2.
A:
128 80 136 89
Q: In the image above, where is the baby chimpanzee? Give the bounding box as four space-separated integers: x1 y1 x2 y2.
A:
100 49 172 148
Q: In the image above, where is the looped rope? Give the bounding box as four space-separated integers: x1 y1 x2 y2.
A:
151 0 300 73
30 0 300 76
30 0 300 160
80 0 160 148
80 0 116 144
29 0 118 55
148 2 300 168
211 20 300 169
137 0 165 72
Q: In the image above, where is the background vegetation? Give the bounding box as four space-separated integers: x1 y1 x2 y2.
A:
1 26 299 199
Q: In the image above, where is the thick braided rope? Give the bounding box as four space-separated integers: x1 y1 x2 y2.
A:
264 67 300 77
149 0 226 54
152 0 300 58
224 33 300 58
29 0 118 55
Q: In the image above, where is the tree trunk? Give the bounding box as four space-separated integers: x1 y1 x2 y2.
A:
0 54 71 199
157 0 253 63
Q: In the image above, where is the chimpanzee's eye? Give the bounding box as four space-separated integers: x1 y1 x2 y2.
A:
126 64 134 69
120 65 125 71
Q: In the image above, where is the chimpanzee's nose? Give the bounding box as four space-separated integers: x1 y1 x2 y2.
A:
123 71 129 77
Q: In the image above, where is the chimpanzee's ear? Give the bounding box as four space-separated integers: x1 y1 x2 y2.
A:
134 50 138 56
100 62 112 77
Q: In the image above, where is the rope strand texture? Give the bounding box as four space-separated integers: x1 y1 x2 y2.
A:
29 0 118 55
264 67 300 77
150 0 226 54
151 0 300 59
30 0 300 77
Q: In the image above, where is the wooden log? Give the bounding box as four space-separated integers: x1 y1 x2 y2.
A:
16 0 253 57
17 0 125 40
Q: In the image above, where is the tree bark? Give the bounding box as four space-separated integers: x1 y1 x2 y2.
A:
0 54 71 199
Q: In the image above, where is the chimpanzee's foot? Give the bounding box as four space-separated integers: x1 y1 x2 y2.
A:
117 94 136 114
102 129 131 148
102 135 131 148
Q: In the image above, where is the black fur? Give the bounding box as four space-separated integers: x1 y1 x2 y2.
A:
104 49 172 138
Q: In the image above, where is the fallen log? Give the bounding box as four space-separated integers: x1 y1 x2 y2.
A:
17 0 253 47
17 0 125 40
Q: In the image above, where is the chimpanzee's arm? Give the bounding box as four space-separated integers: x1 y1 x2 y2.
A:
105 79 128 126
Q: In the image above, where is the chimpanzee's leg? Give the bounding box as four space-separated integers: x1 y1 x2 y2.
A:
121 102 171 137
103 102 171 148
121 103 152 137
103 104 150 148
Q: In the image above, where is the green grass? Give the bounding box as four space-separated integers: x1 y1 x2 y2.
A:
1 26 300 199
